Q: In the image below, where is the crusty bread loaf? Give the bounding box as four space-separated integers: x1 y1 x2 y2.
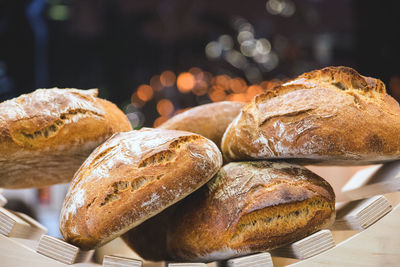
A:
159 101 244 147
59 128 222 250
222 66 400 165
0 88 132 188
167 161 335 262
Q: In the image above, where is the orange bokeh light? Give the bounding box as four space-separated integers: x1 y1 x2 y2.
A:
228 93 248 102
177 72 195 93
156 99 174 116
215 75 230 89
136 84 154 101
209 85 227 102
192 80 209 96
153 116 168 127
160 70 176 87
230 78 247 93
150 75 163 91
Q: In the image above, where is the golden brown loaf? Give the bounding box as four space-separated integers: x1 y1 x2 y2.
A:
222 66 400 164
59 128 223 250
0 88 132 188
159 101 244 147
167 161 335 262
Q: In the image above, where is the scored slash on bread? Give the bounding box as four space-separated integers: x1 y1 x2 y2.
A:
221 66 400 165
59 128 222 250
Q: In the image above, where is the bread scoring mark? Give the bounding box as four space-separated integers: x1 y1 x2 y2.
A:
259 108 315 127
230 197 334 246
100 175 165 207
169 135 202 150
138 150 176 168
14 109 103 146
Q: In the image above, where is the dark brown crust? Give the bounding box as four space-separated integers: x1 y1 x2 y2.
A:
59 128 223 250
159 101 244 147
167 161 335 262
0 88 132 188
221 66 400 164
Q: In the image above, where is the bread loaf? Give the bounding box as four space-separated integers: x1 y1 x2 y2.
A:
0 88 132 188
167 161 335 262
59 128 222 250
222 66 400 164
159 101 244 147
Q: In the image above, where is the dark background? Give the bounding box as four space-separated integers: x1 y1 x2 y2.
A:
1 0 399 127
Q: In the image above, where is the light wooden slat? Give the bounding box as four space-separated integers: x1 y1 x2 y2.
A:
286 202 400 266
225 252 273 267
36 235 93 265
342 163 400 200
0 234 66 267
271 230 334 260
332 195 392 231
102 255 142 267
0 207 32 238
0 194 7 207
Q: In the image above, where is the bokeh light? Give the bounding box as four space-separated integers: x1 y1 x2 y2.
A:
160 70 176 87
156 99 174 116
136 84 154 101
177 72 195 93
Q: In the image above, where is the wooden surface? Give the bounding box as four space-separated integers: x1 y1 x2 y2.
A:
36 235 94 265
102 255 142 267
332 195 392 230
272 230 334 260
285 203 400 266
225 252 273 267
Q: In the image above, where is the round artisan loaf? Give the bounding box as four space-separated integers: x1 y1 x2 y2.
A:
159 101 244 147
59 128 223 250
167 161 335 262
0 88 132 188
222 66 400 164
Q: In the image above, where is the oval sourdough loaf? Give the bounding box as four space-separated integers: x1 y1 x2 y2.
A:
167 161 335 262
159 101 244 147
222 66 400 164
0 88 132 188
59 128 222 250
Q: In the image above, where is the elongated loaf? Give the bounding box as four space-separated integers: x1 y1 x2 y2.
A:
59 128 222 250
159 101 244 147
222 66 400 164
167 161 335 262
0 88 132 188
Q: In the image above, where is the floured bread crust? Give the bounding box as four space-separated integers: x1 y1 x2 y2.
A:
221 66 400 164
159 101 244 147
0 88 132 188
59 128 222 250
167 161 335 262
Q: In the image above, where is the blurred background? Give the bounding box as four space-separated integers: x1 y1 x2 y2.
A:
0 0 399 238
